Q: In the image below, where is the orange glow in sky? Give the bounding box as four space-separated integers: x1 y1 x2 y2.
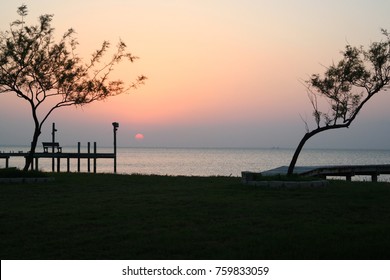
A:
1 0 390 148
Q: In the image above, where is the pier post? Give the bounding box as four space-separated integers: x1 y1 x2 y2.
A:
57 157 60 172
112 122 119 174
31 155 34 171
372 174 378 182
67 158 70 172
77 142 81 172
5 157 9 168
87 142 91 173
93 142 97 173
35 157 39 171
52 123 57 172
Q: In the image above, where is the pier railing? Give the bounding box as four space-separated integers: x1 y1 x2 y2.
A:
0 142 116 173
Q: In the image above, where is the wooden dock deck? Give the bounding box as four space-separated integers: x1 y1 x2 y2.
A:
1 122 119 173
0 150 115 173
244 164 390 182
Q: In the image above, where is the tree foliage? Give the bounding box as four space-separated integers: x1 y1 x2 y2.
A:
288 30 390 175
0 5 146 171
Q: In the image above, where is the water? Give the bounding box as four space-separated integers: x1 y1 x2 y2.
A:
1 146 390 181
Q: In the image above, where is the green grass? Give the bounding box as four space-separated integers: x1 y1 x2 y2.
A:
0 167 49 178
1 173 390 259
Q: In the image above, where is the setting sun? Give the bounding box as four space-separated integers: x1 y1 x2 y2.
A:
135 133 144 141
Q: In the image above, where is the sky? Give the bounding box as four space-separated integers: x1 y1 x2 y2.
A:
0 0 389 149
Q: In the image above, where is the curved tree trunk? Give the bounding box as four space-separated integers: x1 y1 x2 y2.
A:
23 106 42 172
287 132 313 176
23 127 41 172
287 124 351 176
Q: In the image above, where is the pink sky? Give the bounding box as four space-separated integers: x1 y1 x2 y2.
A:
1 0 389 148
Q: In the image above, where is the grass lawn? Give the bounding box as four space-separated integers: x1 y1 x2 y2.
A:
1 173 390 259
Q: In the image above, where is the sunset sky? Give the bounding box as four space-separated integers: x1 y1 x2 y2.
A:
0 0 389 149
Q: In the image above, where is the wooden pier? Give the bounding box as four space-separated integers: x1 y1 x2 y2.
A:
0 122 119 173
243 164 390 182
0 142 115 173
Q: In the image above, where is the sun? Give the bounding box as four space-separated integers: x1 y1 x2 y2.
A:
135 133 144 140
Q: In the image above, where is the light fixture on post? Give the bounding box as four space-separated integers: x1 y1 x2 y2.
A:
112 122 119 173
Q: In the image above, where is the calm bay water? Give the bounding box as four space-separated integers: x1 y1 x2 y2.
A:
1 146 390 180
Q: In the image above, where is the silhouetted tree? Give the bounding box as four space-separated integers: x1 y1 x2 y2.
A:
0 5 146 171
288 30 390 176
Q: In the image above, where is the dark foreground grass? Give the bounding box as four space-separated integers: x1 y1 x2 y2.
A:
0 167 49 178
1 173 390 259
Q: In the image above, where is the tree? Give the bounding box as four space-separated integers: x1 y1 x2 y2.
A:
0 5 146 171
287 30 390 176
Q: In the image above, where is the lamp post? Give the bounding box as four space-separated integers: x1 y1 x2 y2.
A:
112 122 119 173
52 122 57 172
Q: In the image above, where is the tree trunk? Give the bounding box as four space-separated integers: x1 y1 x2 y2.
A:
287 132 311 176
287 128 326 176
23 126 41 172
287 124 350 176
